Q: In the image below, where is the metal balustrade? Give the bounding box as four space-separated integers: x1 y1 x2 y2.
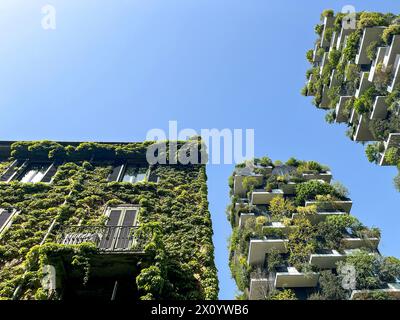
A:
57 225 147 253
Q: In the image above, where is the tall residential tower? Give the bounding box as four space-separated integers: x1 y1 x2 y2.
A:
228 157 400 300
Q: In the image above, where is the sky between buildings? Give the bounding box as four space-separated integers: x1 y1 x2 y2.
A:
0 0 399 299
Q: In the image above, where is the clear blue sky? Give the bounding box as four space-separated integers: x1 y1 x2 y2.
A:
0 0 399 300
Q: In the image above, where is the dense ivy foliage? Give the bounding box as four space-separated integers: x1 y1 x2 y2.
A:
0 141 218 300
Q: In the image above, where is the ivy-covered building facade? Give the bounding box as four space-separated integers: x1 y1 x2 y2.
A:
227 157 400 300
303 10 400 191
0 140 218 300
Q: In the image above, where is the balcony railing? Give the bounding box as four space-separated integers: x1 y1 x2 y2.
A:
57 225 148 253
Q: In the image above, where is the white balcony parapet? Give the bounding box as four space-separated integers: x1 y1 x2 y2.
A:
309 248 375 269
233 170 264 197
238 213 255 228
341 235 380 250
292 211 348 224
355 27 386 65
329 31 338 52
249 278 269 300
305 200 353 213
388 54 400 93
370 96 388 120
349 108 358 124
353 114 375 142
329 69 339 88
355 72 372 98
280 182 296 195
320 85 331 109
248 239 288 266
379 133 400 166
383 35 400 72
251 189 284 205
306 74 315 97
336 26 356 50
302 171 332 183
321 16 335 48
309 250 345 269
336 96 353 123
313 44 322 63
263 222 292 236
319 52 329 76
368 47 388 82
350 283 400 300
275 267 319 288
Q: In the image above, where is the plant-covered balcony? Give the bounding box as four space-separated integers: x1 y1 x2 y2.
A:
58 225 148 253
274 266 320 288
355 27 386 65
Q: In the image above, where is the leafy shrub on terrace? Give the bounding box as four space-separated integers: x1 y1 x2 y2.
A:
242 176 263 194
306 49 314 63
296 160 327 174
382 24 400 44
324 28 334 43
287 217 317 271
325 110 336 124
315 24 324 36
314 270 347 300
343 30 362 61
269 289 297 300
321 9 334 19
328 49 341 69
331 181 349 199
333 13 346 32
385 86 400 111
268 197 295 220
354 87 380 114
357 12 388 29
295 180 341 206
338 251 400 290
255 156 273 167
327 86 341 108
373 62 392 91
318 215 361 250
365 143 382 164
369 115 400 141
366 41 380 61
385 147 400 165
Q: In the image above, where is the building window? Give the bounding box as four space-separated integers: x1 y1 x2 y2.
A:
100 205 139 250
0 161 57 183
107 163 149 183
18 163 52 183
122 166 147 183
0 208 16 234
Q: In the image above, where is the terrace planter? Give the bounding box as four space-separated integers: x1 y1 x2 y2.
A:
305 200 353 213
247 239 288 266
355 26 386 65
251 189 284 205
275 267 319 288
335 96 353 123
309 250 345 269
